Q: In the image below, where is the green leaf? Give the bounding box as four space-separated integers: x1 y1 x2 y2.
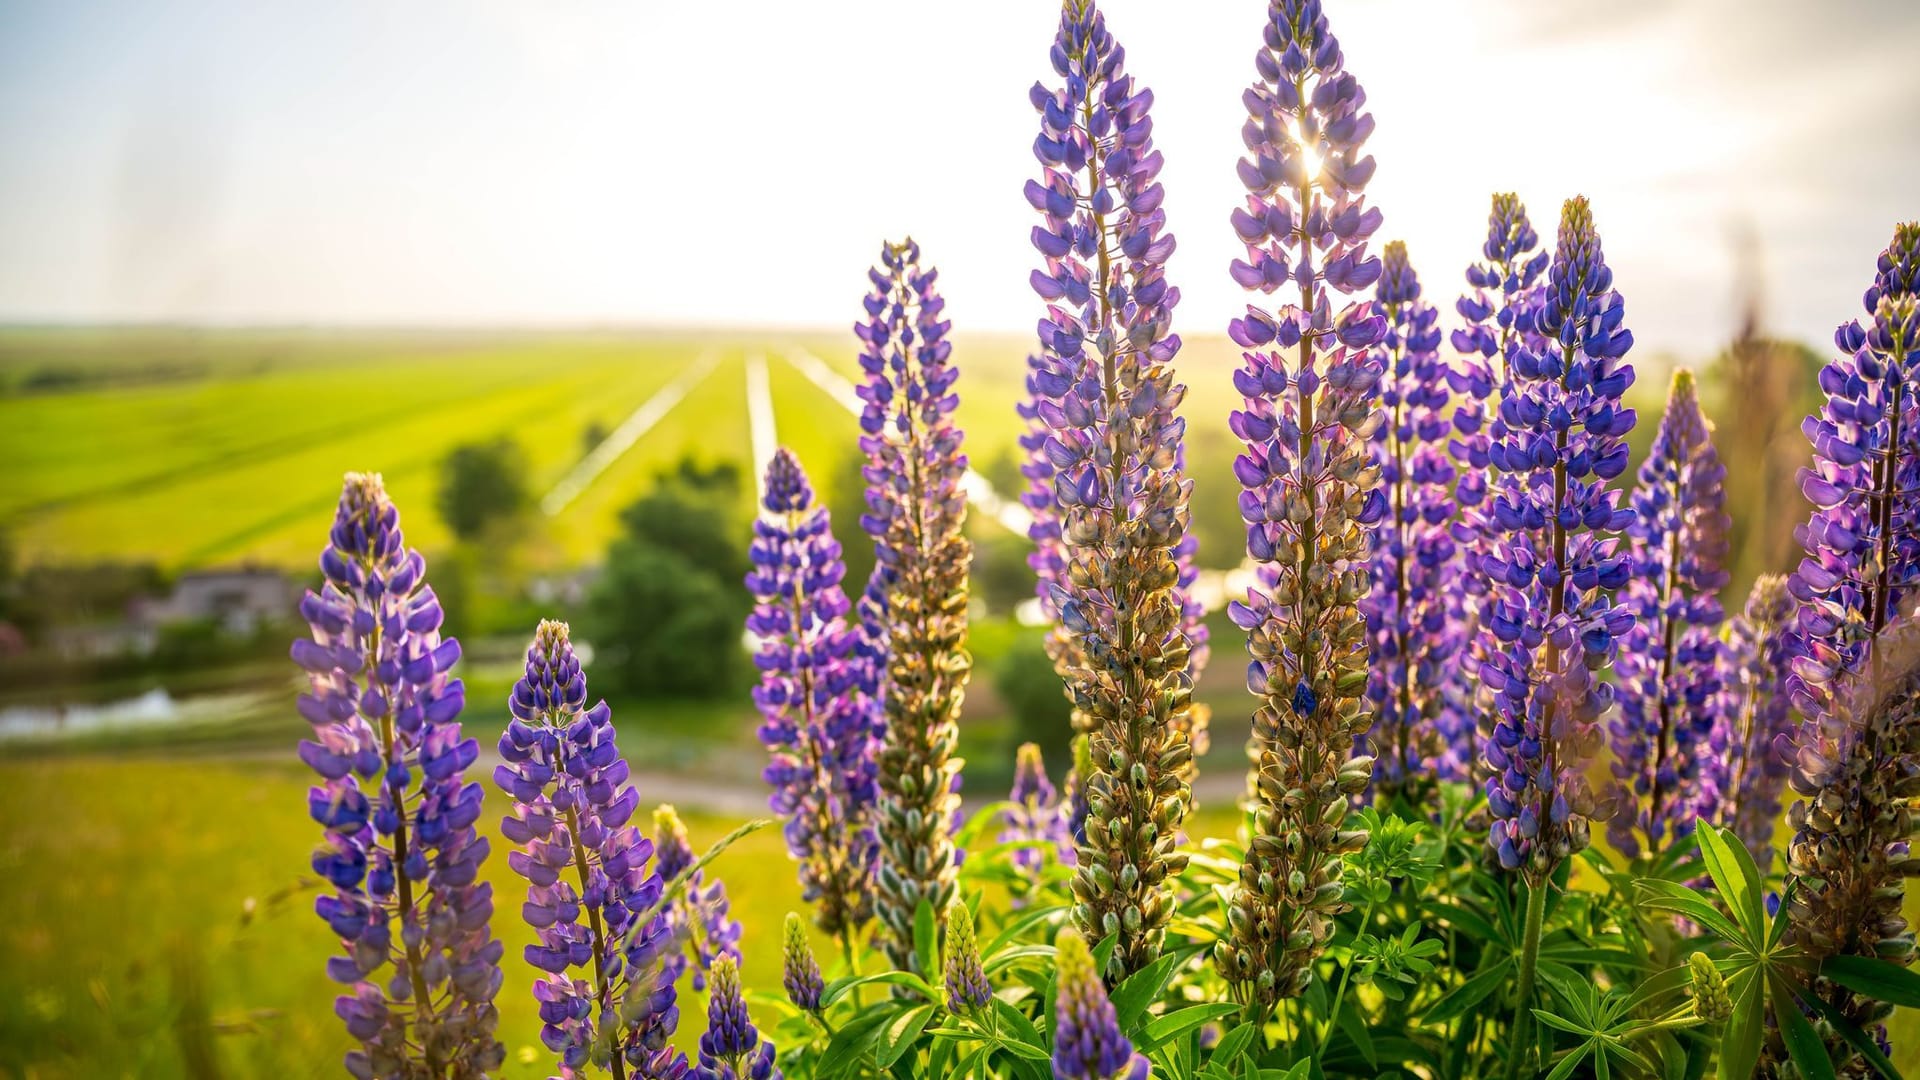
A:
1770 976 1837 1080
1420 959 1512 1024
874 1004 936 1069
821 970 939 1007
1634 879 1747 945
953 1044 993 1080
985 945 1058 975
1110 951 1184 1032
987 905 1070 957
1717 968 1765 1080
915 899 939 984
1210 1020 1259 1066
994 998 1046 1051
818 1007 895 1079
1696 823 1766 942
1092 933 1119 977
1542 1042 1593 1080
993 1036 1053 1062
1139 1003 1243 1052
1336 996 1378 1068
1422 900 1503 944
1821 954 1920 1008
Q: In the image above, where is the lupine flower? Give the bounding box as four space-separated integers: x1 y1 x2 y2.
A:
855 239 972 972
293 472 503 1080
746 447 881 944
1027 0 1201 979
1448 194 1549 741
942 899 992 1015
495 620 685 1078
1778 223 1920 1066
693 956 782 1080
653 805 742 993
1607 369 1730 859
1001 742 1073 879
1707 573 1795 869
1051 929 1150 1080
1477 196 1638 882
1688 953 1732 1024
1215 0 1386 1010
781 913 824 1014
1359 240 1465 795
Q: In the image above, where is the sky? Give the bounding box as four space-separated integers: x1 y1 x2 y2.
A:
0 0 1915 358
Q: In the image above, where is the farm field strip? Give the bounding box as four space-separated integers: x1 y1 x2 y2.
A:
782 346 1031 535
540 350 720 515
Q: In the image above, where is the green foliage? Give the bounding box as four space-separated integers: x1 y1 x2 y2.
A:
991 629 1074 766
436 436 531 541
584 539 740 699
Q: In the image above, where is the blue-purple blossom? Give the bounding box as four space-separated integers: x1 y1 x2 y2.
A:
693 956 782 1080
1708 573 1795 870
1001 741 1074 878
293 471 503 1080
746 448 880 942
1359 240 1466 794
1607 369 1730 859
781 913 824 1014
1778 223 1920 1064
855 239 972 972
1217 0 1386 1009
653 805 742 994
1028 0 1201 980
494 620 684 1078
1052 929 1150 1080
1477 196 1638 882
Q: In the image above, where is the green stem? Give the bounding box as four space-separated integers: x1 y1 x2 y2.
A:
1504 880 1549 1080
1317 899 1375 1056
841 929 865 1009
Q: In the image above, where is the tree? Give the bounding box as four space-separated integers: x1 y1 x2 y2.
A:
583 539 739 698
614 459 747 589
436 437 530 542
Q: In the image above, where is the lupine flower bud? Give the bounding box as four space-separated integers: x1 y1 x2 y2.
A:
1477 197 1638 884
654 805 742 993
782 913 824 1014
1688 953 1732 1023
1707 574 1795 869
1448 194 1549 748
693 956 783 1080
1027 0 1204 980
1777 223 1920 1069
746 448 880 942
495 620 685 1077
1359 241 1466 796
943 899 992 1015
1218 0 1385 1011
1052 929 1150 1080
293 472 503 1080
856 239 973 973
1002 742 1073 878
1607 369 1730 858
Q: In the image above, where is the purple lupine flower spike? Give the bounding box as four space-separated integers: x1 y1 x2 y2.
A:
653 805 742 993
782 913 824 1014
943 899 992 1016
1777 222 1920 1071
495 620 684 1079
1028 0 1200 980
1001 742 1071 883
746 448 880 946
1217 0 1386 1011
1607 369 1730 859
1359 240 1465 797
693 956 783 1080
1052 929 1151 1080
1708 573 1795 870
856 240 973 973
293 471 503 1080
1478 196 1638 883
1447 194 1549 745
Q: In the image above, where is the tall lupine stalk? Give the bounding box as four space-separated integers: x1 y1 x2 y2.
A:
746 448 880 949
1606 369 1730 860
1027 0 1199 979
693 956 782 1080
1709 573 1795 869
855 239 972 973
1216 0 1386 1013
495 621 684 1080
1448 194 1547 733
1780 223 1920 1064
293 472 503 1080
653 805 742 993
1052 929 1152 1080
1359 240 1464 797
1479 197 1637 1079
1002 741 1074 875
